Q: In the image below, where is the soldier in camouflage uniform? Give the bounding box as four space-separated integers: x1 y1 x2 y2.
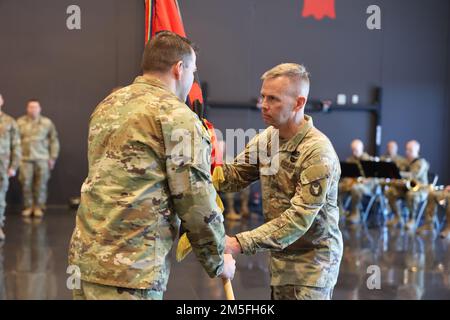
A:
68 31 235 300
339 139 375 224
224 187 251 221
17 99 59 218
221 64 343 300
417 186 450 239
386 140 429 229
380 140 407 171
0 94 21 241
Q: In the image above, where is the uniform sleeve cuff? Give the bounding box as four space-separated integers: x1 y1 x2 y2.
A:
211 261 224 278
235 231 256 255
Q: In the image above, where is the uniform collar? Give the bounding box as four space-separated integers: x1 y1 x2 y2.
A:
279 115 314 152
133 75 179 99
26 115 41 122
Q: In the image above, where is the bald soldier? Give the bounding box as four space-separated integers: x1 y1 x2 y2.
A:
386 140 429 229
417 186 450 239
69 31 235 300
339 139 375 224
380 141 406 171
221 63 342 300
17 99 59 218
0 94 21 241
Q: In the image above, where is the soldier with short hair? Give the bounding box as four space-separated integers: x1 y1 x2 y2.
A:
339 139 375 224
68 31 235 300
0 93 21 241
17 99 59 218
221 63 342 300
386 140 429 229
380 140 406 171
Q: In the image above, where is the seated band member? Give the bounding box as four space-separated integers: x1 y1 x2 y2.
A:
417 186 450 239
338 139 375 224
380 140 406 171
385 140 429 229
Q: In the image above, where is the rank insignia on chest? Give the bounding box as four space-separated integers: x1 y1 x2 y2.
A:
290 151 300 163
280 159 296 171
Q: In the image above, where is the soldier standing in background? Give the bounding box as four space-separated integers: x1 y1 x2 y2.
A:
224 187 251 221
17 99 59 218
0 93 21 240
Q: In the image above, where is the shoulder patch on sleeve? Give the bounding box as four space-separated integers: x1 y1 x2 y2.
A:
299 163 332 204
300 163 330 185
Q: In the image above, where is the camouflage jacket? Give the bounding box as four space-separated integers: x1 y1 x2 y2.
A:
346 153 373 163
17 115 59 161
403 158 429 185
346 153 373 176
380 154 407 172
340 153 377 190
219 116 343 288
69 76 225 290
0 112 21 171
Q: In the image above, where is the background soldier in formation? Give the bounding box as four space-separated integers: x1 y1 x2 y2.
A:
17 99 59 218
0 94 21 241
224 187 251 221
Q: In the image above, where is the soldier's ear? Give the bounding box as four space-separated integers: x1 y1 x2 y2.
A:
173 60 183 81
294 96 306 112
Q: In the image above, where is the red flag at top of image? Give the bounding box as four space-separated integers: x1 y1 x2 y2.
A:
145 0 203 105
302 0 336 20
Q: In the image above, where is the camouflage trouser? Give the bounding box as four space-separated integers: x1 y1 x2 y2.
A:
271 285 334 300
19 160 50 209
73 280 163 300
424 190 450 224
0 170 8 228
0 156 11 228
339 180 374 215
386 186 426 220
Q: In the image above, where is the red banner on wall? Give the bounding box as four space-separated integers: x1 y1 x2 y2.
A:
302 0 336 20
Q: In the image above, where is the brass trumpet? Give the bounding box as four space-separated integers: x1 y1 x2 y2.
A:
405 179 421 192
382 179 443 192
406 180 445 192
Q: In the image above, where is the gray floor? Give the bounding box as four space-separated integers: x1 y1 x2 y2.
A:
0 208 449 300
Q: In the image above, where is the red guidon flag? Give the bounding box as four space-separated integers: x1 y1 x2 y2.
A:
145 0 204 106
145 1 226 244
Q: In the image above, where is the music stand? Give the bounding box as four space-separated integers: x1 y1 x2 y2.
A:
340 162 361 178
360 160 401 179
